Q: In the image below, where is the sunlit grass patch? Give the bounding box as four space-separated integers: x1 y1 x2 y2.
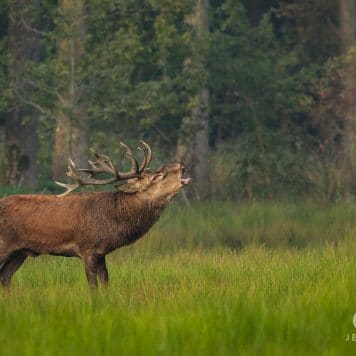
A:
0 238 354 355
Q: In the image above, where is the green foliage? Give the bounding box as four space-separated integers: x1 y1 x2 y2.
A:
274 0 341 64
208 7 316 199
205 1 354 200
0 0 354 200
46 0 195 149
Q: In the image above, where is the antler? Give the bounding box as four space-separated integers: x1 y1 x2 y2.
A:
55 141 152 197
138 140 152 173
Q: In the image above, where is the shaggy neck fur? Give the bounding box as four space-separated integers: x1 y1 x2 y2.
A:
111 191 168 247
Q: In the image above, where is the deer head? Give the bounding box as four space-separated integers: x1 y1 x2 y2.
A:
117 162 191 203
55 141 191 202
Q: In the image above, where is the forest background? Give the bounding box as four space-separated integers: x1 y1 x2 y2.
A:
0 0 355 202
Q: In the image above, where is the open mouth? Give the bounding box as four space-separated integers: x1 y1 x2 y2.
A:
180 177 192 186
180 168 191 186
179 164 191 186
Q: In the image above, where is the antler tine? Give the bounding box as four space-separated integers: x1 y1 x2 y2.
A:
138 140 152 173
55 181 81 197
66 159 82 179
78 148 118 177
92 149 118 176
118 142 140 179
55 159 83 197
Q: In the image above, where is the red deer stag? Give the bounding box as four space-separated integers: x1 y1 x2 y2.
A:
0 141 191 288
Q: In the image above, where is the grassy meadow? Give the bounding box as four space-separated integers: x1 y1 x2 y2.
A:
0 201 355 355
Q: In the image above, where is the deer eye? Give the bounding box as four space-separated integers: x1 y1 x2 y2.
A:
153 173 164 181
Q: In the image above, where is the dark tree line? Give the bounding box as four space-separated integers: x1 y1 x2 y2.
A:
0 0 355 200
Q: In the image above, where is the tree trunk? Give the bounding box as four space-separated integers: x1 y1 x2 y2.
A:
176 0 210 200
52 0 88 179
3 0 39 189
340 0 356 194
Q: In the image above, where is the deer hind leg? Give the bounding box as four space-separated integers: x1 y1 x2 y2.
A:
97 256 109 286
0 251 27 287
83 255 99 288
0 244 12 270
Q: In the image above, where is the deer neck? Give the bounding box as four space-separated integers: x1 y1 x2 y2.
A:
113 192 166 244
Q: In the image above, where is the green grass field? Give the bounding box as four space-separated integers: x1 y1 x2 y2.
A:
0 201 355 355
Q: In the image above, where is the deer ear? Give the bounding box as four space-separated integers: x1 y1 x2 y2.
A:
115 183 139 193
115 178 141 193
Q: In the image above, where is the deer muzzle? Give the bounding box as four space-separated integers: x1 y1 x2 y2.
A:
180 177 192 186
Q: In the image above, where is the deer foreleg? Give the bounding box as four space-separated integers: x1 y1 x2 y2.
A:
0 251 27 287
97 256 109 286
83 255 99 288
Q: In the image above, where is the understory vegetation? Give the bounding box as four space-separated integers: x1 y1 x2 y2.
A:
0 201 355 355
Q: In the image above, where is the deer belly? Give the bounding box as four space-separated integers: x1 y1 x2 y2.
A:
46 242 79 257
20 235 79 257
